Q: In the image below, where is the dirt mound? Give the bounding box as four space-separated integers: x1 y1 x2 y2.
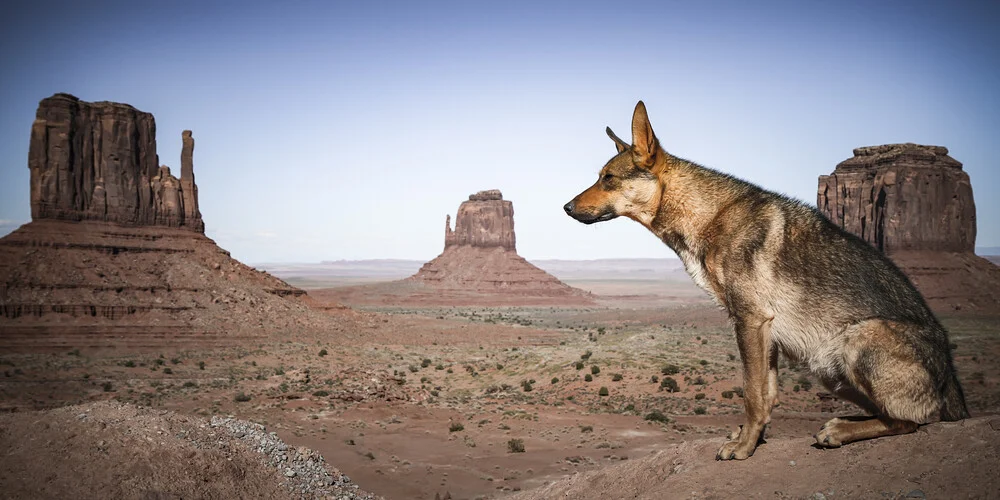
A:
0 401 379 500
509 416 1000 499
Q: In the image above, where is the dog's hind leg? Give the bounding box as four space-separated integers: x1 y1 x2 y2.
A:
718 316 773 460
815 415 917 448
814 319 938 448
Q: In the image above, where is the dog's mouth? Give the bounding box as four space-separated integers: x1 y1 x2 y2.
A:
572 211 618 225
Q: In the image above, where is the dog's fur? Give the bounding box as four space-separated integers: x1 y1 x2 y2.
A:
564 101 969 460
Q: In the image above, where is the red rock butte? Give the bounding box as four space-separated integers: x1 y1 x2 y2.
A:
818 143 1000 313
0 94 342 351
408 190 593 304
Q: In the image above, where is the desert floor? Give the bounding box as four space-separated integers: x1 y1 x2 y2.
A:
2 275 998 499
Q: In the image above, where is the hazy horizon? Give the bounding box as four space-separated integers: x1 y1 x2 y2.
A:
2 1 998 263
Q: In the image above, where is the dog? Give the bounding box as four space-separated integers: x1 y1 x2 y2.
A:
563 101 969 460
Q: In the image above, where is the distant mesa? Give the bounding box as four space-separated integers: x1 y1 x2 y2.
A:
407 190 593 304
0 94 327 350
818 143 1000 313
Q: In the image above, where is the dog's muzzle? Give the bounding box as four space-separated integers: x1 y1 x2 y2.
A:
563 201 618 224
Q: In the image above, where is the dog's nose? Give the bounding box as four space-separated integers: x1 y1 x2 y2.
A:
563 201 575 214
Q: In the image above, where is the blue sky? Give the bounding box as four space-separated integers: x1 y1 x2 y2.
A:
1 1 998 262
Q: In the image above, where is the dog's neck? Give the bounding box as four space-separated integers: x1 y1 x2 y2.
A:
644 153 747 255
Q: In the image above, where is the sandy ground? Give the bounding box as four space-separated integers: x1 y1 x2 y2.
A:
2 277 999 499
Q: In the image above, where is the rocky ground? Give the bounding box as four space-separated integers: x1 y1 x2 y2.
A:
2 277 998 499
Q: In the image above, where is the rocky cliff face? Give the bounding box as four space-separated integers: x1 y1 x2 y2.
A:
818 143 999 313
28 93 204 232
817 143 975 254
444 189 516 251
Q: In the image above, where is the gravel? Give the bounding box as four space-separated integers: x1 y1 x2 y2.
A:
208 415 380 499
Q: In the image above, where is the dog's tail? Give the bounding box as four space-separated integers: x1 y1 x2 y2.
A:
940 371 970 421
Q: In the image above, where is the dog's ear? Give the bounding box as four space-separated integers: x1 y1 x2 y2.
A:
631 101 658 168
606 127 629 154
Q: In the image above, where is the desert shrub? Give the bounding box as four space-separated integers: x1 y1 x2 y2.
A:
171 358 181 364
796 376 813 391
584 374 593 382
198 361 205 370
123 360 136 368
580 425 593 433
650 375 659 383
421 358 432 368
274 366 285 376
661 364 680 376
449 422 464 432
694 406 707 415
612 373 623 382
644 410 670 423
312 390 329 397
598 386 609 396
183 381 197 388
507 439 525 453
732 386 744 397
551 377 559 384
660 377 679 392
728 353 736 361
522 381 533 392
318 349 328 357
591 365 600 375
435 363 444 370
702 339 708 345
430 390 439 397
721 390 734 399
574 361 584 370
162 368 173 375
793 385 801 392
581 350 593 360
408 365 419 373
496 363 504 370
420 376 430 384
693 376 706 385
234 392 251 402
102 382 113 392
694 392 706 400
699 359 708 366
155 358 165 366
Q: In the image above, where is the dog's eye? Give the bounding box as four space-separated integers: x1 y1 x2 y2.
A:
602 173 613 181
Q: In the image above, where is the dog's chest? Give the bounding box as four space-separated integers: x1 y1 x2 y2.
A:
677 249 717 299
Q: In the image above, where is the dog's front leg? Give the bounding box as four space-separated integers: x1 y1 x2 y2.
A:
717 315 772 460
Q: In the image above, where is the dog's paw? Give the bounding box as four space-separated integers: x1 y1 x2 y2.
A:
716 438 755 461
814 418 846 448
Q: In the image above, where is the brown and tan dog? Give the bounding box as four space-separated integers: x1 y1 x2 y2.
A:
564 101 969 460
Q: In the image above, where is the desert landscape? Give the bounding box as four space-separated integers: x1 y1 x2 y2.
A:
1 94 999 499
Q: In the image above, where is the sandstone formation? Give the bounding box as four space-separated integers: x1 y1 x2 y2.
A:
817 143 974 253
29 93 204 232
818 143 1000 314
0 94 336 350
409 190 592 305
444 189 516 250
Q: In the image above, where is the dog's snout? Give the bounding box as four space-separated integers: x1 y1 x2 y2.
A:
563 201 575 214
